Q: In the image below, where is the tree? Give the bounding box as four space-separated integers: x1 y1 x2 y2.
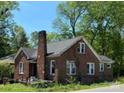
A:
30 31 62 48
30 31 38 48
85 2 124 55
53 1 124 77
12 25 29 52
0 1 19 58
53 1 88 38
83 2 124 76
47 32 62 42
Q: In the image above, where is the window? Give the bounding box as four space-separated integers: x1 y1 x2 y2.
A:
66 60 76 75
50 60 55 75
99 63 104 72
107 64 111 69
19 63 24 74
79 42 85 54
87 63 95 75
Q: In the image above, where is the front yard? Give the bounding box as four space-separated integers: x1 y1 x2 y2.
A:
0 77 124 92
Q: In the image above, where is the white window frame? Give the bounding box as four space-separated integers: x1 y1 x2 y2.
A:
66 60 76 75
19 63 24 74
99 63 104 72
107 63 111 69
79 42 85 54
87 63 95 75
50 60 55 75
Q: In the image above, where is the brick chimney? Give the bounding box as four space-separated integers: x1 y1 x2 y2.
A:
37 30 47 80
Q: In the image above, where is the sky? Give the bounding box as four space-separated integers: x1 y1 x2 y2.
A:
13 1 60 37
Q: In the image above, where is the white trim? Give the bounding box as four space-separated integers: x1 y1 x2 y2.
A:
82 37 101 62
87 63 95 75
99 63 104 72
66 60 76 75
50 60 55 75
79 42 85 54
19 62 24 74
14 47 29 61
100 61 114 64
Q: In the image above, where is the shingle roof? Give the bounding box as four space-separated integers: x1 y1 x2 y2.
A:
15 36 114 63
47 37 82 57
99 55 114 63
0 54 15 63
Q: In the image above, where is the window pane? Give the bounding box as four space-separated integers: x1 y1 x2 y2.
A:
19 63 24 74
91 68 93 74
87 64 89 74
79 43 85 53
72 68 76 74
50 61 55 74
81 46 84 53
66 61 76 75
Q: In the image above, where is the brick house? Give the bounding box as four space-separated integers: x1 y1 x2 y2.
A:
14 30 114 83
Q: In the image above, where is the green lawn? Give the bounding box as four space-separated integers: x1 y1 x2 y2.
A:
0 77 124 92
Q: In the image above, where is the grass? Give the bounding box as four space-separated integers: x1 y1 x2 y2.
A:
38 82 111 92
0 77 124 92
0 83 37 92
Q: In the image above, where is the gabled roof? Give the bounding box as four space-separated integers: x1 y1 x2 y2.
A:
47 37 82 57
99 55 114 63
14 36 114 63
0 54 15 63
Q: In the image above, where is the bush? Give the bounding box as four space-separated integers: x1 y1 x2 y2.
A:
31 80 54 88
0 62 14 80
116 77 124 83
66 76 78 84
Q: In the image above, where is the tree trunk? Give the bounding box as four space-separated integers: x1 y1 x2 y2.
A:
72 26 76 37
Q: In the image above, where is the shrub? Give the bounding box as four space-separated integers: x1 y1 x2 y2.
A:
31 80 54 88
0 62 14 80
116 77 124 83
66 76 78 84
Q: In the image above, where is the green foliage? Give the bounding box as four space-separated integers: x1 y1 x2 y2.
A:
0 1 19 58
30 31 63 47
1 77 124 92
11 25 29 52
0 83 37 92
53 1 88 38
47 32 62 42
66 76 77 84
31 80 54 88
30 31 38 48
0 62 14 80
115 77 124 84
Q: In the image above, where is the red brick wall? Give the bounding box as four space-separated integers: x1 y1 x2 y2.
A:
104 64 113 81
14 51 29 81
47 39 113 83
37 31 47 80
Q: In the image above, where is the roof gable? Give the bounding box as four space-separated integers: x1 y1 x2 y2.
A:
14 36 114 63
47 37 82 57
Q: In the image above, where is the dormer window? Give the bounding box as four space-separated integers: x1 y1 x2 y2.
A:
79 42 85 54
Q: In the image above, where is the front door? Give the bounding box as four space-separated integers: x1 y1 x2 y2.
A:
29 63 37 77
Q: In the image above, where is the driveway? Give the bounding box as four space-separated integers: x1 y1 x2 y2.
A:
76 84 124 92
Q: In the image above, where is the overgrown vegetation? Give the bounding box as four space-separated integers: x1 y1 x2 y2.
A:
0 62 14 80
0 83 37 92
0 77 124 92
